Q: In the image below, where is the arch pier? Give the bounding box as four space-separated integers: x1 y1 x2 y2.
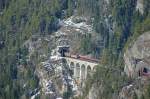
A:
65 57 98 84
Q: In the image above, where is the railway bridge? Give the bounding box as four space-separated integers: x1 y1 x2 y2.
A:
65 55 99 82
55 32 99 83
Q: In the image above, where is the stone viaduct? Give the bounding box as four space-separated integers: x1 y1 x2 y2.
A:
64 56 98 82
55 32 99 83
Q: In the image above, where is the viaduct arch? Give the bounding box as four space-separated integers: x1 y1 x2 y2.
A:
65 57 98 83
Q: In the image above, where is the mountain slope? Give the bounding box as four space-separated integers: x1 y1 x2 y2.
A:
0 0 150 99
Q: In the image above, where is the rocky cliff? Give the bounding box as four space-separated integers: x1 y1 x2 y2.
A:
119 31 150 99
21 15 95 99
124 31 150 78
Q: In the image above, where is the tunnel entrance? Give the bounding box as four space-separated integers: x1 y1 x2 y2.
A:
139 67 150 77
58 46 69 57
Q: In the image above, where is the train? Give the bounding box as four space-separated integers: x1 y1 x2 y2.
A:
65 53 99 63
65 53 80 58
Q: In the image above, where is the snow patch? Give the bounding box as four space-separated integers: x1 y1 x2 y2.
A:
56 97 63 99
136 0 144 14
63 16 93 33
31 91 40 99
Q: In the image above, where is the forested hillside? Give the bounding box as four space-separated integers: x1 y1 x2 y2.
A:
75 0 150 99
0 0 75 98
0 0 150 99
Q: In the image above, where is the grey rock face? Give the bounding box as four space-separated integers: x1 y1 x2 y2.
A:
136 0 144 14
124 31 150 78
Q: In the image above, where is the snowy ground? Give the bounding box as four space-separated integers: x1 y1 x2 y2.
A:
62 16 93 34
31 91 40 99
31 16 93 98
